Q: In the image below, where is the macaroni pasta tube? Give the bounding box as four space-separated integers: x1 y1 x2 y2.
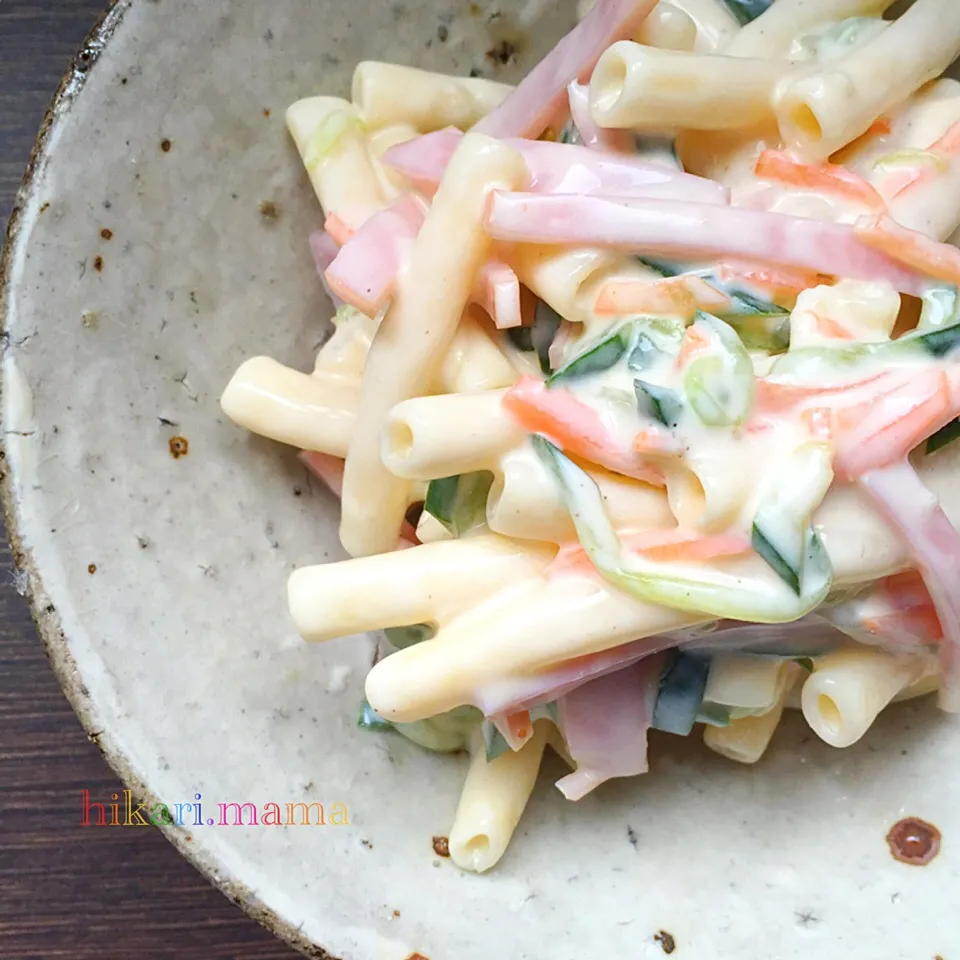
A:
591 43 790 131
286 97 388 229
449 722 548 873
352 62 514 132
340 134 527 557
382 391 525 482
774 0 960 160
801 646 933 747
288 536 555 642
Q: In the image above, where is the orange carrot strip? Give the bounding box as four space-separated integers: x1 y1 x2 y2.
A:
832 371 952 479
594 275 729 318
814 313 856 340
855 215 960 285
754 371 888 415
503 376 664 486
324 213 355 246
506 711 533 742
930 120 960 156
633 428 683 457
714 260 829 309
676 326 711 368
552 528 751 576
756 149 886 212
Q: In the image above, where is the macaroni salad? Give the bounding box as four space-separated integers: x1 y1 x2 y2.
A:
222 0 960 872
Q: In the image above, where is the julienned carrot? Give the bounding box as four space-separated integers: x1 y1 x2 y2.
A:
931 120 960 156
503 376 665 486
633 428 682 457
324 213 355 246
855 215 960 285
714 260 829 309
505 711 533 742
864 571 942 644
756 150 886 212
552 529 751 577
813 314 856 340
884 121 960 197
754 372 888 414
676 326 711 368
830 371 953 479
594 275 729 318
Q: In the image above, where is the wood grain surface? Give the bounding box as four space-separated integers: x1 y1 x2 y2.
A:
0 3 300 957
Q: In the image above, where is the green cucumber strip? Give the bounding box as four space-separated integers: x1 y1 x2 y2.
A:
504 300 563 373
752 524 800 595
635 379 684 428
424 476 460 528
724 314 791 353
533 300 563 374
305 112 363 170
482 721 511 761
653 652 709 736
634 255 682 277
773 320 960 382
506 325 535 353
559 121 581 145
751 442 834 596
424 472 494 537
384 624 434 649
927 418 960 454
532 436 833 623
549 326 630 384
627 332 658 371
683 314 756 427
358 700 395 732
697 701 732 728
721 0 774 25
914 320 960 358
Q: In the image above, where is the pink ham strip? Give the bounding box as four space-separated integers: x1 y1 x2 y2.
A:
555 654 666 801
472 0 658 140
475 260 526 330
324 195 426 315
300 452 419 547
383 128 728 204
324 190 526 327
485 193 929 295
567 81 634 153
859 460 960 712
308 231 346 309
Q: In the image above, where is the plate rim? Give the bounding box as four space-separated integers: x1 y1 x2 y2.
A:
0 4 337 957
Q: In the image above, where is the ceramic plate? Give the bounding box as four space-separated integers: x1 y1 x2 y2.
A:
2 2 959 957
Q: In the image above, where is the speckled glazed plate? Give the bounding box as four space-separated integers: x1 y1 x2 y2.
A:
3 2 960 958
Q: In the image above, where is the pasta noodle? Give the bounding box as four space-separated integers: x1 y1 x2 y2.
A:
633 2 698 51
449 722 548 873
590 43 790 130
288 536 555 643
702 668 797 764
340 134 527 557
382 390 526 481
221 357 358 458
801 646 933 747
352 62 514 133
286 97 388 229
774 0 960 160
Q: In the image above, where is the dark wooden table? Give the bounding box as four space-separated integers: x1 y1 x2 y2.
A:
0 3 301 957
